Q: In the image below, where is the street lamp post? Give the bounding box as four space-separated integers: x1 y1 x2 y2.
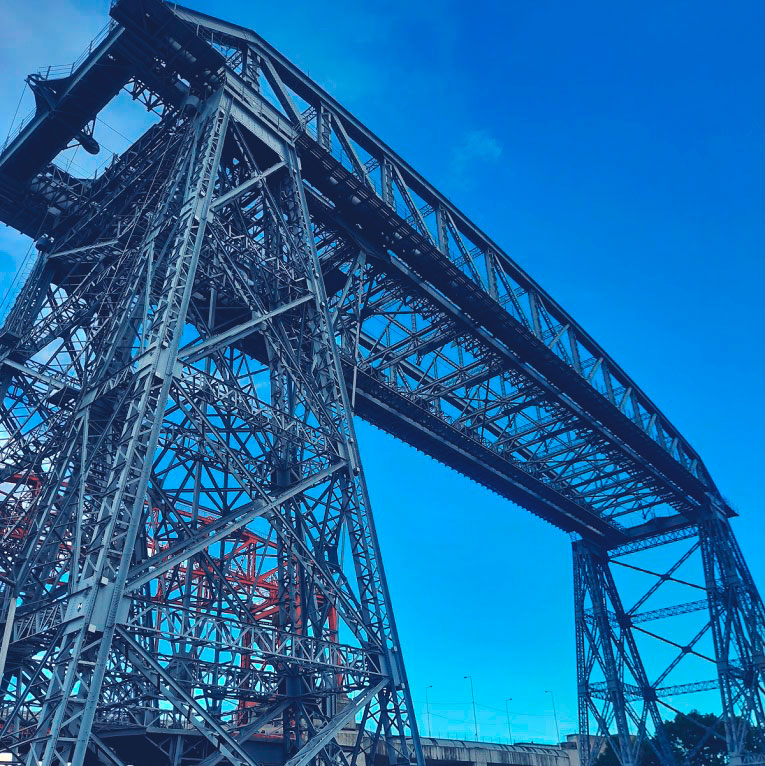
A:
464 676 479 740
545 690 561 746
426 685 433 737
504 698 513 744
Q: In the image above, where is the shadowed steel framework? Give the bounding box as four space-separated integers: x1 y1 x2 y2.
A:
0 2 761 765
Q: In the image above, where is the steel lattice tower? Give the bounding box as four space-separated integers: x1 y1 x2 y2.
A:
0 2 761 765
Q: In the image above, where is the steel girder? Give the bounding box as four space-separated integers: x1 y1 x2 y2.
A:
0 1 762 764
1 0 721 539
169 3 717 524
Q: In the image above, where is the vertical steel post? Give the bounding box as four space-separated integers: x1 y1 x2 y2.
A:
700 505 765 764
574 540 675 766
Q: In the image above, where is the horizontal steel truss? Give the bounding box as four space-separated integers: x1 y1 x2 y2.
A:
0 85 423 766
0 0 728 541
165 2 723 535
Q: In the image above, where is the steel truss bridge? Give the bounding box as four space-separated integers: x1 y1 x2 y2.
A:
0 1 761 765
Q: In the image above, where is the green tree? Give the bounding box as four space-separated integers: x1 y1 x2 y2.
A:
594 711 727 766
644 711 725 766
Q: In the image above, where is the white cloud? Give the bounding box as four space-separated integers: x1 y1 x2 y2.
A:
451 129 504 183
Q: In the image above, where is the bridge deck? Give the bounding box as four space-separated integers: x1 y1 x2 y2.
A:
0 0 728 542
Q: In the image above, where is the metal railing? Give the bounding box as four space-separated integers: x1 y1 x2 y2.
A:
34 19 117 81
0 19 118 155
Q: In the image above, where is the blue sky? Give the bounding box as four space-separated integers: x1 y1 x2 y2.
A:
1 0 764 745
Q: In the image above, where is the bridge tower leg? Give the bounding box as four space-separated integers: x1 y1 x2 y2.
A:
18 90 233 766
574 540 675 766
699 507 765 765
575 518 765 766
0 82 423 766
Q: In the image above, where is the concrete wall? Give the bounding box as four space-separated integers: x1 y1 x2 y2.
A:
337 730 579 766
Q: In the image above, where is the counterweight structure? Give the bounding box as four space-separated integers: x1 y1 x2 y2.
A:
0 2 761 765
